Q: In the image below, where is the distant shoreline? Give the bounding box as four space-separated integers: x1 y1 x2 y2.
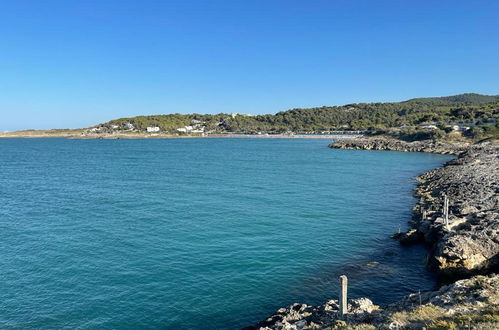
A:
0 130 364 140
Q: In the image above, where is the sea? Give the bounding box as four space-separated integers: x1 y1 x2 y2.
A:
0 138 453 329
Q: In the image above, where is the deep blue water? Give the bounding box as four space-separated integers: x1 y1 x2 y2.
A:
0 138 452 329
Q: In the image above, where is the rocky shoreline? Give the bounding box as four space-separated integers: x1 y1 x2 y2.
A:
247 138 498 329
245 274 499 329
410 144 498 278
329 137 470 155
331 138 499 279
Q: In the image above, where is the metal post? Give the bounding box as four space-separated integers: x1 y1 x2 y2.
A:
442 195 447 220
339 275 348 317
443 195 449 229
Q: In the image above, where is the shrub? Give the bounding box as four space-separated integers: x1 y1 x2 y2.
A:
428 319 457 329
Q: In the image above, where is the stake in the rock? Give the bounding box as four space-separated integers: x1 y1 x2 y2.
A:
443 195 449 229
339 275 348 317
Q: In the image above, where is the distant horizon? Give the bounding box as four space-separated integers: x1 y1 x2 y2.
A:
1 0 498 131
3 91 498 132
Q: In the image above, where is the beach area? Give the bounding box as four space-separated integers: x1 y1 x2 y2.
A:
0 130 363 140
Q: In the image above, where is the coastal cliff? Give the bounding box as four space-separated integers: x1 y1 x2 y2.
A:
248 138 498 329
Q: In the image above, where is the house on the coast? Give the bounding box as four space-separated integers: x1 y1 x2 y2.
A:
177 125 205 133
418 124 438 129
146 126 160 133
124 123 134 130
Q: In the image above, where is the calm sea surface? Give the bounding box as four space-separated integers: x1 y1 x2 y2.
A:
0 138 452 329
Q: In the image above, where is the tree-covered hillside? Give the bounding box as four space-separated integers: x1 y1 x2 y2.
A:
99 93 499 139
404 93 499 106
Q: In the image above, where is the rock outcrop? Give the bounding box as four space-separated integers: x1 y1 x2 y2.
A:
330 137 469 155
381 274 499 329
412 143 499 277
246 274 499 329
331 138 499 278
243 298 379 330
247 139 498 329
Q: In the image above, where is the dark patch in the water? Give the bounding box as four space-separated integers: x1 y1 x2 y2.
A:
282 241 437 307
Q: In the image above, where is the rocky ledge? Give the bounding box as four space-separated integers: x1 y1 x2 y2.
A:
245 274 499 329
410 143 499 277
331 138 499 278
329 137 469 155
247 139 498 329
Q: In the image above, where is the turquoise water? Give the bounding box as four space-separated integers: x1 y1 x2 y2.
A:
0 138 452 329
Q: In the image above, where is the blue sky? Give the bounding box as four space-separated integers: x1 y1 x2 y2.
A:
1 0 498 131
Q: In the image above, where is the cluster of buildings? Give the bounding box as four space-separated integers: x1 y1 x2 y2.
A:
87 119 210 135
417 123 470 132
230 112 255 118
176 120 205 134
88 122 135 133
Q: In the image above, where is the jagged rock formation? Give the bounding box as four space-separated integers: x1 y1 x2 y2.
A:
243 298 379 330
247 139 498 329
330 138 469 155
332 139 499 278
412 143 499 277
246 274 499 329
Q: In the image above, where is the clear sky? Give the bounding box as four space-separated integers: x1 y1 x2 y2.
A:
1 0 498 131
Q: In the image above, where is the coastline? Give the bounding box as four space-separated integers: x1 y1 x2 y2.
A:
247 137 498 329
4 131 497 328
0 130 363 140
332 138 498 278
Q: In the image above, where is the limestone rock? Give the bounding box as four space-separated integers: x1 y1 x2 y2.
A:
332 138 499 277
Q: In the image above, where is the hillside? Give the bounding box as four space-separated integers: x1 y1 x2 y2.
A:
93 93 499 140
404 93 499 106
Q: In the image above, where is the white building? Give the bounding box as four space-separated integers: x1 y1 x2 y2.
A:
177 125 205 133
146 126 160 133
419 124 437 129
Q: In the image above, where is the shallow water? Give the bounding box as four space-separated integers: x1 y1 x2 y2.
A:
0 138 452 329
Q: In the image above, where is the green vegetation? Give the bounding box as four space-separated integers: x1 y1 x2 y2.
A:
390 304 448 325
385 304 499 330
99 93 499 140
383 275 499 329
